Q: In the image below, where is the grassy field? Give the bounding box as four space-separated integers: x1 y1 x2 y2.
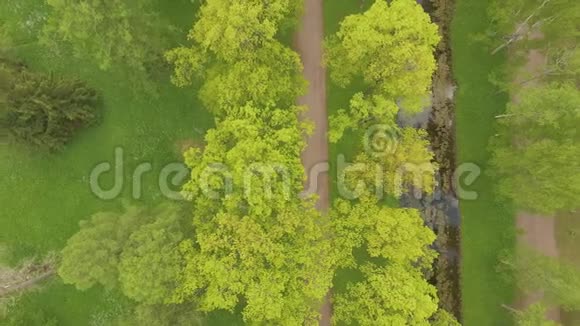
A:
451 0 516 324
0 0 217 324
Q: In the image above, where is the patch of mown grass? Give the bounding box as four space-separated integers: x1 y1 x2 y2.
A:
0 0 214 324
451 0 516 324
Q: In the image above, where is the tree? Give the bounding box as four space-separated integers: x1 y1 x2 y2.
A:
341 127 437 198
325 0 440 115
333 264 438 326
328 93 399 143
0 58 99 151
184 0 301 62
490 83 580 214
331 196 436 269
59 204 187 306
41 0 168 72
499 248 580 310
118 206 185 305
330 196 440 325
175 105 335 325
59 207 148 291
503 303 560 326
165 0 305 114
195 42 305 114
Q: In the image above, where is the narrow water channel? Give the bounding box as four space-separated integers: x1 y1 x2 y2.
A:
400 0 462 321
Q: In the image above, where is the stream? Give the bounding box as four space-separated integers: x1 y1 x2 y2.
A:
399 0 462 321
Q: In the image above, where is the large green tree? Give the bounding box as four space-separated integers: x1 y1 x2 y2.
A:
507 303 560 326
185 0 300 62
339 127 437 198
0 58 99 151
333 264 438 326
330 196 441 325
166 0 305 114
42 0 168 72
499 248 580 310
491 83 580 214
325 0 440 127
118 207 185 305
59 208 145 291
328 93 399 143
175 105 335 325
59 205 187 305
331 196 436 269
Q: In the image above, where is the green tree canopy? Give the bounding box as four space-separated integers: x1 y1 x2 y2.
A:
325 0 440 116
59 205 188 305
332 196 436 269
187 0 301 62
176 105 335 325
491 83 580 214
0 58 99 151
328 93 399 143
196 42 305 114
165 0 305 114
119 207 185 305
59 207 147 291
42 0 168 72
499 248 580 310
331 196 439 325
181 105 310 214
333 263 438 326
510 303 560 326
340 127 437 198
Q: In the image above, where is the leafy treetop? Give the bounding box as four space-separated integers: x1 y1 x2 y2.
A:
176 105 335 325
325 0 440 115
491 83 580 214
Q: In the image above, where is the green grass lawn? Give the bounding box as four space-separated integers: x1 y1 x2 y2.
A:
0 0 218 324
451 0 516 324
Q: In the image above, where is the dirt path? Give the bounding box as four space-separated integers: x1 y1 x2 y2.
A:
512 32 560 322
294 0 331 324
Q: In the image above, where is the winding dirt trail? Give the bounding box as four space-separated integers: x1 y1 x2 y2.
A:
294 0 332 324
